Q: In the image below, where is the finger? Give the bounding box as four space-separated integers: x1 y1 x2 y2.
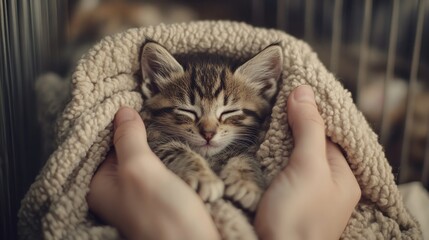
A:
287 85 327 168
326 140 349 174
94 150 118 174
326 140 358 191
87 152 118 211
113 107 162 168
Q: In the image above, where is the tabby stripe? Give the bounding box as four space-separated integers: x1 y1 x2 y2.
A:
221 69 227 102
163 152 182 165
189 89 196 105
242 109 262 122
195 82 204 98
190 66 204 97
158 149 175 160
152 107 175 116
214 69 226 97
141 94 148 101
189 67 196 105
163 155 175 165
224 94 229 105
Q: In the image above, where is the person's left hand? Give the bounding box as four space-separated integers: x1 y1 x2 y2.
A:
87 107 220 240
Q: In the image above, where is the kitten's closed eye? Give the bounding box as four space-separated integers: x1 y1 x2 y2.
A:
175 108 198 121
219 109 241 121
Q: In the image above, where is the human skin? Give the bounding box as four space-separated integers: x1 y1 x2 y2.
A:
87 85 361 240
254 85 361 240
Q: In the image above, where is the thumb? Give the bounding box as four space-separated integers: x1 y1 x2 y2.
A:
287 85 327 169
113 107 157 166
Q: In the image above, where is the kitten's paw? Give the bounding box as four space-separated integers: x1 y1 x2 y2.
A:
221 174 263 211
185 171 224 202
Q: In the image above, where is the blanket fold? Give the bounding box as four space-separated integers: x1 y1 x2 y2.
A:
19 21 421 239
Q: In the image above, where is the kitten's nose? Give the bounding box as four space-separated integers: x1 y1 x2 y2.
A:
201 131 216 142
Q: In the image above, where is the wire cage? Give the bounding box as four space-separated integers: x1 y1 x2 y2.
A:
1 0 428 239
267 0 429 186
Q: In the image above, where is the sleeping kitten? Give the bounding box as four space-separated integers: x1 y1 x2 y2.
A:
140 42 283 211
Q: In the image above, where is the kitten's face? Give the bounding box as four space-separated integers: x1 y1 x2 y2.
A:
141 43 283 157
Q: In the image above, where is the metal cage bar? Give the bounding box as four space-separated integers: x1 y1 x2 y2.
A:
304 0 315 42
423 118 429 185
252 0 265 26
1 0 67 238
276 0 288 30
399 0 426 183
330 0 343 74
380 0 400 145
356 0 373 107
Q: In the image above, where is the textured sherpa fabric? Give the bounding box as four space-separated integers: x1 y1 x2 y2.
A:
19 21 421 239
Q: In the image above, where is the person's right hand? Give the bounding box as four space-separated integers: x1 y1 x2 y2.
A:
254 85 361 240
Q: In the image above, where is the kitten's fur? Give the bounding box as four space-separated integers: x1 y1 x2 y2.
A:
140 42 282 211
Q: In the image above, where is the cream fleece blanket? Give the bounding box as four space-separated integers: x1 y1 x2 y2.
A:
19 21 421 239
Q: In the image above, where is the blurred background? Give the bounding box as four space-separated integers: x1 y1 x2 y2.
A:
1 0 428 239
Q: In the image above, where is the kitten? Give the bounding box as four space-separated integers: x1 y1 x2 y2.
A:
140 42 283 211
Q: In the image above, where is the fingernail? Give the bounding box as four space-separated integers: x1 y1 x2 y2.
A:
293 85 315 103
115 107 136 126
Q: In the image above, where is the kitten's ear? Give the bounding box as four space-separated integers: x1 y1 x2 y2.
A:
141 42 183 94
234 45 283 100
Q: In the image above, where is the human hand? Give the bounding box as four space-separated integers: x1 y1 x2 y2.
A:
254 85 361 240
87 107 220 240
